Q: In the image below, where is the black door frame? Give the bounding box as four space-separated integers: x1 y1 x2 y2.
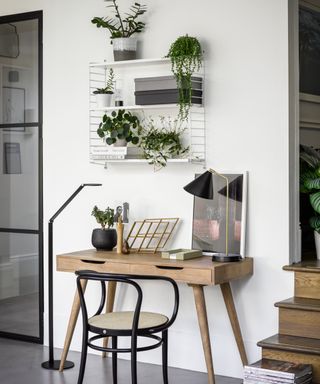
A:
0 10 43 344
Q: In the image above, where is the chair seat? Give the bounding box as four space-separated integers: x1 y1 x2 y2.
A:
88 311 168 331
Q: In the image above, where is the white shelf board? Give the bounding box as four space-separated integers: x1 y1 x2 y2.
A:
90 58 171 68
91 158 197 164
90 104 203 112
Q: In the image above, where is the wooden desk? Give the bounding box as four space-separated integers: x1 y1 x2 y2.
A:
57 249 253 384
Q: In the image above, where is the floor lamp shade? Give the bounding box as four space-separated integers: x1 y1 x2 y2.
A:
183 171 213 200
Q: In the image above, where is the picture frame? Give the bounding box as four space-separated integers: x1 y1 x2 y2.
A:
192 172 248 258
3 142 21 174
2 86 25 130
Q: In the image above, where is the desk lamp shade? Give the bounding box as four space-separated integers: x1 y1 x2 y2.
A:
183 171 213 200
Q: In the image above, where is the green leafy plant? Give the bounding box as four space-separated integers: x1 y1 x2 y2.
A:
97 109 141 145
93 68 115 94
91 205 115 229
91 0 147 40
300 145 320 232
166 34 203 120
139 117 189 170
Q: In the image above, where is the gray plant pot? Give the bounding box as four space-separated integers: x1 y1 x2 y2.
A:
91 228 117 251
112 37 137 61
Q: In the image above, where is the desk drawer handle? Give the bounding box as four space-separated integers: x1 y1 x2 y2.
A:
81 259 106 265
155 266 184 271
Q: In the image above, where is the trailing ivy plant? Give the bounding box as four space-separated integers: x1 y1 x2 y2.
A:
139 117 189 170
91 205 114 229
300 144 320 232
93 68 115 94
166 35 203 120
97 109 141 145
91 0 147 40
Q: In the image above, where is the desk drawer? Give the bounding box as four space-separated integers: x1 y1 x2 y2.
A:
129 264 212 284
57 257 130 274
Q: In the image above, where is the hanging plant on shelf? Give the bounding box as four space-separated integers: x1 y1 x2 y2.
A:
97 109 141 146
166 34 203 120
139 116 189 170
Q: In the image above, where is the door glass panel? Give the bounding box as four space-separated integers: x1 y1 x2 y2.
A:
0 126 38 229
0 19 39 124
0 232 39 337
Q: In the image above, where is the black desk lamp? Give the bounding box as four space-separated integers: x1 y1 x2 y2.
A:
42 183 102 370
184 169 241 262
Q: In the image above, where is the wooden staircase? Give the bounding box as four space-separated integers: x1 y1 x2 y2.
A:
258 261 320 383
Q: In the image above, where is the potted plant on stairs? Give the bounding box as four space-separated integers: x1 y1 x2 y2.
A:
91 205 117 250
300 144 320 259
91 0 147 61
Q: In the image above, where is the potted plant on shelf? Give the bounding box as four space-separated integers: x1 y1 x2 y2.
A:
91 0 147 61
97 109 141 146
166 34 203 120
91 205 117 250
93 68 115 108
139 116 189 170
300 144 320 259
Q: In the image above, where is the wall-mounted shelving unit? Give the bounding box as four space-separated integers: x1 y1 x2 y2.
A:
89 58 206 167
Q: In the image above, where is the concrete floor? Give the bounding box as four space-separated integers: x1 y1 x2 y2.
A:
0 338 242 384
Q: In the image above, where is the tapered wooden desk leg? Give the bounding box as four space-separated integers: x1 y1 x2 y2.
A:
102 281 117 358
190 284 215 384
220 282 248 366
59 279 87 372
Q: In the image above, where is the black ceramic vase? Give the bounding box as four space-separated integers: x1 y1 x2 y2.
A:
91 228 117 251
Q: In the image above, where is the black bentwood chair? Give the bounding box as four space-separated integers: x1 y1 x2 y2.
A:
76 270 180 384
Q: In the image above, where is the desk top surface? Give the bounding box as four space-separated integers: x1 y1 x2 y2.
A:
57 249 253 285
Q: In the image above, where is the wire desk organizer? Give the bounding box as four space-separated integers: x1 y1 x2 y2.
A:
126 218 179 253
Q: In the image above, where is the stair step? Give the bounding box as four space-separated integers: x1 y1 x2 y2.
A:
275 297 320 311
284 263 320 299
283 261 320 272
259 334 320 383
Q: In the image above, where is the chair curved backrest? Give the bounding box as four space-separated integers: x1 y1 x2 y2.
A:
76 270 179 335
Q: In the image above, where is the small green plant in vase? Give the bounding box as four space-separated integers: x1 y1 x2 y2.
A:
97 109 141 146
91 205 117 250
93 68 115 108
166 35 203 120
140 116 189 170
91 0 147 61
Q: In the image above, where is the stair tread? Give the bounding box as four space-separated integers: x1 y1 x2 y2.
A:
284 261 320 273
275 297 320 311
258 334 320 355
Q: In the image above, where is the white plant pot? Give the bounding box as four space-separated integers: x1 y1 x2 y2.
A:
96 93 113 109
113 139 127 147
112 37 137 61
314 231 320 260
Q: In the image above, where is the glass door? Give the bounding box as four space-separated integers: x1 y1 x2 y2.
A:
0 11 43 342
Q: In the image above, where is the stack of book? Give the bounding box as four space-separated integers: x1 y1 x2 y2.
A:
244 359 312 384
91 146 127 160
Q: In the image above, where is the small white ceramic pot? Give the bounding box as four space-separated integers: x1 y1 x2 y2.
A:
314 230 320 260
96 93 113 108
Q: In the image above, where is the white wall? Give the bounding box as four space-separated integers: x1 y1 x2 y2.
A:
0 0 293 378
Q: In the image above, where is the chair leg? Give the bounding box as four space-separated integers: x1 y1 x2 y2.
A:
162 330 168 384
112 336 118 384
77 330 88 384
131 335 138 384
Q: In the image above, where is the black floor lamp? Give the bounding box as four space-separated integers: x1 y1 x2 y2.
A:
42 183 102 370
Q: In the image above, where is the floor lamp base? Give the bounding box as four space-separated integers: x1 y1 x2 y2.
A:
41 360 74 370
